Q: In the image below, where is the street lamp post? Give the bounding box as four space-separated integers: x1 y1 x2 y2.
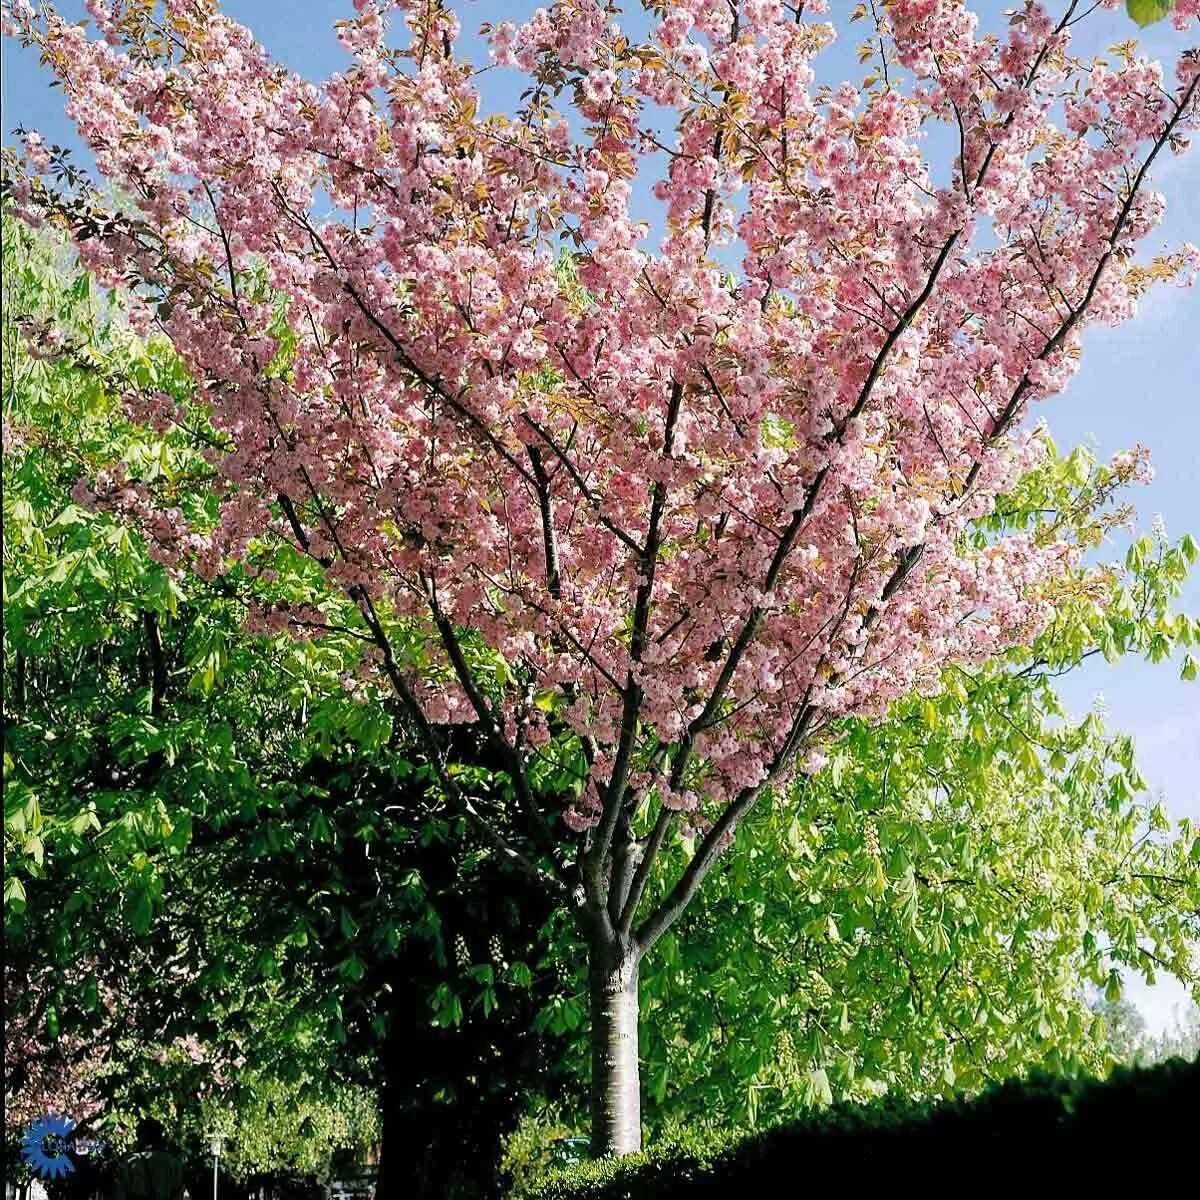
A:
209 1135 223 1200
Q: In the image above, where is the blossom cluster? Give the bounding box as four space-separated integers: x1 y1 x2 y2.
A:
5 0 1197 845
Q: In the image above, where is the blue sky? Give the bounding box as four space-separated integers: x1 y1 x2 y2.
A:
4 1 1198 1028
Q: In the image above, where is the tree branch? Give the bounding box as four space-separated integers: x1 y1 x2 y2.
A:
528 445 562 598
637 705 816 953
423 576 562 868
523 416 645 558
586 380 684 901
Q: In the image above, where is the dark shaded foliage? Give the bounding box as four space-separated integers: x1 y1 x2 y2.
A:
528 1057 1200 1197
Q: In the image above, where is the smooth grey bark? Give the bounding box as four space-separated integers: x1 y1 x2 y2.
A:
588 934 642 1156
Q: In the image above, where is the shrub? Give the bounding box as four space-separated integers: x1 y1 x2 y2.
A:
524 1057 1200 1197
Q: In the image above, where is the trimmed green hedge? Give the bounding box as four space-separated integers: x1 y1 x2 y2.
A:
525 1057 1200 1197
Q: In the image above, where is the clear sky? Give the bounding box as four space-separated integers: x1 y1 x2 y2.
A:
3 1 1198 1029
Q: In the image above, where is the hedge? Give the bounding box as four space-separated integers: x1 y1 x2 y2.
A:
524 1056 1200 1197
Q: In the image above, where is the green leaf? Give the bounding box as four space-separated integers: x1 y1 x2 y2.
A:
804 1067 833 1107
128 888 153 935
506 962 534 988
338 954 365 982
310 810 334 843
4 876 27 911
69 809 102 837
1104 971 1123 1004
1126 0 1174 26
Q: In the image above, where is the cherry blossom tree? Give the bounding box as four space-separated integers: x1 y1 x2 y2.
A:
4 970 107 1141
5 0 1198 1153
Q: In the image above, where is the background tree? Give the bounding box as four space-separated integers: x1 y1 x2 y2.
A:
2 216 561 1196
6 0 1200 1153
1096 997 1200 1063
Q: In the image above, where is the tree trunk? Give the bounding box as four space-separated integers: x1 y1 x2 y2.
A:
589 936 642 1156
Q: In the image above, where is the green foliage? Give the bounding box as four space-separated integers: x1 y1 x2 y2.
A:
1127 0 1176 27
3 217 566 1189
501 1103 589 1198
2 218 382 925
168 1068 379 1179
1 218 381 1159
634 672 1198 1128
522 1057 1200 1197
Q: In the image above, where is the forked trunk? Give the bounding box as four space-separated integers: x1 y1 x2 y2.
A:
589 937 642 1156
